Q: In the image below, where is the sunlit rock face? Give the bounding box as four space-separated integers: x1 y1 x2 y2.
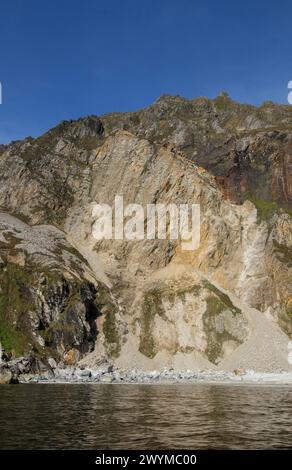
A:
0 94 291 372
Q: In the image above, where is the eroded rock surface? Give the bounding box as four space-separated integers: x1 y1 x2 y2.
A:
0 94 291 375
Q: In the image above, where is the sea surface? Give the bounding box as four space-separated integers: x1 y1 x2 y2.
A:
0 383 292 449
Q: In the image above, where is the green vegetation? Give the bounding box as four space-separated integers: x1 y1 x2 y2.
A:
203 294 242 364
279 307 292 337
244 196 292 231
0 255 92 357
205 295 225 316
139 287 166 358
94 284 122 358
201 281 244 363
214 92 235 111
42 320 75 346
9 211 31 224
248 197 279 222
0 319 28 356
19 133 56 162
75 135 104 152
139 283 201 358
202 280 241 314
287 301 292 317
273 240 292 268
103 310 121 358
0 263 35 355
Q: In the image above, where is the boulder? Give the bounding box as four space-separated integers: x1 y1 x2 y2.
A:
0 369 12 384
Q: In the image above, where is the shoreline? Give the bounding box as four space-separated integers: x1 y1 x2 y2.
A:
17 367 292 386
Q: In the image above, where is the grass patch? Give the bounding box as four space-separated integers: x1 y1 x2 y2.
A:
249 198 279 222
273 240 292 268
203 295 242 364
0 264 35 355
103 310 121 358
139 288 166 359
202 280 241 314
202 281 244 364
0 319 28 356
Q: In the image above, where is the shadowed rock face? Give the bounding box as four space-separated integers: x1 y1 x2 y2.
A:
101 93 292 210
0 213 117 363
0 94 291 372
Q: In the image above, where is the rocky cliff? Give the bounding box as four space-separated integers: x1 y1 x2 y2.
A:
0 93 291 376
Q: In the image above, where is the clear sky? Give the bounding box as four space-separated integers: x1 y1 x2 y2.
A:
0 0 291 143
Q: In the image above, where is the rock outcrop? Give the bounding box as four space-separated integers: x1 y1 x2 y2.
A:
0 213 118 365
0 94 291 375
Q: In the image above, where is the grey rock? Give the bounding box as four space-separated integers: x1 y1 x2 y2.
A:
0 368 12 384
48 357 57 369
100 374 113 383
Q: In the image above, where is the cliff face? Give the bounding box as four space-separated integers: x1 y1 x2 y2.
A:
101 93 292 210
0 213 118 365
0 94 291 372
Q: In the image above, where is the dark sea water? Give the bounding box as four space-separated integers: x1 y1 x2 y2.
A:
0 383 292 449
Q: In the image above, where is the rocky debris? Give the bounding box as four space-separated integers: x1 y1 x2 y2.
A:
17 365 232 384
0 354 55 383
0 368 13 384
16 365 292 385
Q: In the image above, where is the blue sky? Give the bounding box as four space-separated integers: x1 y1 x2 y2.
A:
0 0 291 143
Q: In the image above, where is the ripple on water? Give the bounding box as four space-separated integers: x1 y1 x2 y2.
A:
0 383 292 449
